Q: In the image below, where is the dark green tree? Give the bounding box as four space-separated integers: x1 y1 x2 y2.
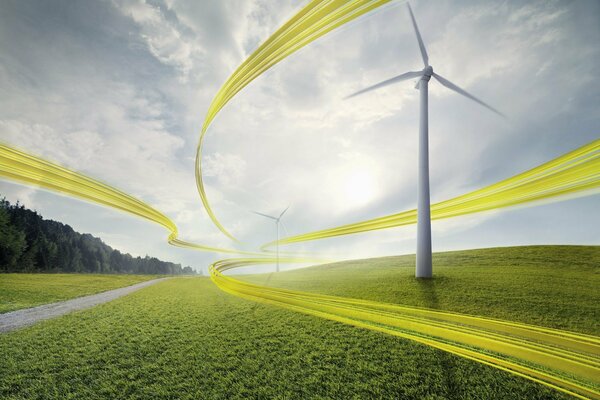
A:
0 196 194 275
0 203 26 271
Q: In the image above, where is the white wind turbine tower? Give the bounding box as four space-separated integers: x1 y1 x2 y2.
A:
348 3 505 278
252 206 290 272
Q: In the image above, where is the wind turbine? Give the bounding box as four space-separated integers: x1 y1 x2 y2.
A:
348 3 504 278
252 206 290 272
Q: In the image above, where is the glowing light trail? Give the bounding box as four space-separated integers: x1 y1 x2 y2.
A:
0 143 262 256
263 139 600 249
197 0 396 240
2 143 599 398
210 258 600 400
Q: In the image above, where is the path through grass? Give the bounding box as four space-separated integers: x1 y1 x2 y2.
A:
0 274 156 313
1 246 597 399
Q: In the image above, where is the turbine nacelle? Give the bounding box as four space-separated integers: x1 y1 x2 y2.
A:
251 205 290 223
416 65 433 89
422 65 433 80
347 3 504 118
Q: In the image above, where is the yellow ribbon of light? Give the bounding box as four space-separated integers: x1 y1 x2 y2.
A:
263 139 600 249
210 257 600 400
0 143 262 256
197 0 396 240
2 142 599 398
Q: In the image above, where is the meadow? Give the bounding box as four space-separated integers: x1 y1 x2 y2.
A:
0 274 156 313
245 245 600 334
0 246 597 399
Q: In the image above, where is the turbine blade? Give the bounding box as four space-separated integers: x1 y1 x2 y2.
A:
279 219 291 238
346 71 422 98
278 205 290 220
432 73 506 118
407 3 429 67
251 211 278 220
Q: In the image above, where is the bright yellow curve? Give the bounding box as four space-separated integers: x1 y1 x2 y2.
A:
197 0 396 240
210 258 600 400
2 142 599 398
263 139 600 249
0 143 263 256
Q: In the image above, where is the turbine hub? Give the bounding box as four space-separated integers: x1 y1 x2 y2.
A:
422 65 433 80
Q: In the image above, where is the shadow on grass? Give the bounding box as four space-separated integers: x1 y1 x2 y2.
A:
416 277 441 310
416 276 460 396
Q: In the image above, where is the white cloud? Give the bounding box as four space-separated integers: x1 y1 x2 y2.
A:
1 0 598 272
114 0 201 79
203 152 247 187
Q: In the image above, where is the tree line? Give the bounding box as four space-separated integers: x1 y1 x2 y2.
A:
0 197 195 275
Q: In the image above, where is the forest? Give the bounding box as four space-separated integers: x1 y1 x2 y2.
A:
0 197 195 275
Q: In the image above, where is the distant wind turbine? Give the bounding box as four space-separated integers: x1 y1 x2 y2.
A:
252 206 290 272
347 3 505 278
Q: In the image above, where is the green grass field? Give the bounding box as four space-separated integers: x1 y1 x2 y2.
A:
0 246 597 399
245 245 600 335
0 274 157 313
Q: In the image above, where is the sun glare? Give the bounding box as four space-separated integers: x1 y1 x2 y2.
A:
342 169 377 209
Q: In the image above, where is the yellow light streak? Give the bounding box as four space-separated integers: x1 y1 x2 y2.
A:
0 143 261 256
196 0 395 240
210 258 600 400
264 139 600 249
2 142 599 399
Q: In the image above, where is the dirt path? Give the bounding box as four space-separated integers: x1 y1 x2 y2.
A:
0 278 168 333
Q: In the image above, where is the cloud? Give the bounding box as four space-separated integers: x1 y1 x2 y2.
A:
203 152 247 187
1 0 598 273
113 0 202 80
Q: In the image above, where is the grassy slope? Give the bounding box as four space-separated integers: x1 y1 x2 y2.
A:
246 245 600 335
0 274 157 313
0 246 596 399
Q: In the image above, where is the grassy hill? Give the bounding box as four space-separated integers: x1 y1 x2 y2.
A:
245 245 600 335
0 246 597 399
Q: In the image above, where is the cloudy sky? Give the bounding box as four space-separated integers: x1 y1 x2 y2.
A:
1 0 598 273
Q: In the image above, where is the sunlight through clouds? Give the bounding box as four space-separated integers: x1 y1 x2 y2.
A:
1 0 598 271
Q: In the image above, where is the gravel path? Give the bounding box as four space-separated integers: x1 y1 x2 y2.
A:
0 278 169 333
